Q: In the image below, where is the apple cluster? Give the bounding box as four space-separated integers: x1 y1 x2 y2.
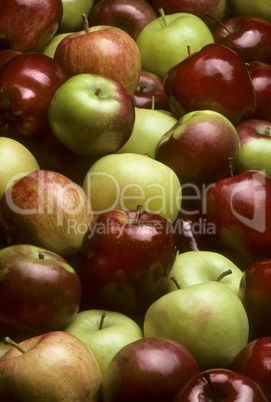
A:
0 0 271 400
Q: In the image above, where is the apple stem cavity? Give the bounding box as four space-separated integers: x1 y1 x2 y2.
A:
265 126 271 136
158 8 167 27
170 276 181 289
204 371 218 402
215 269 232 282
3 337 27 354
99 312 107 330
82 14 90 33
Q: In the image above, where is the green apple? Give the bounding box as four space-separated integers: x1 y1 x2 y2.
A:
136 10 214 79
144 281 249 370
0 137 40 199
43 33 72 58
228 0 271 23
58 0 95 33
82 152 182 223
64 309 143 376
167 251 243 295
117 107 178 158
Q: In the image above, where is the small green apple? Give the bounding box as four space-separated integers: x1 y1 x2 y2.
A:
228 0 271 23
117 107 178 158
136 10 214 79
167 251 243 295
82 152 182 223
58 0 95 33
64 309 143 376
43 33 72 58
144 281 249 370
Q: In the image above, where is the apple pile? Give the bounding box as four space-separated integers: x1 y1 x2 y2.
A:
0 0 271 400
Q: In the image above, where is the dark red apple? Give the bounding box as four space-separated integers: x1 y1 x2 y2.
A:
102 337 200 402
164 43 256 125
247 61 271 122
88 0 157 41
0 49 22 70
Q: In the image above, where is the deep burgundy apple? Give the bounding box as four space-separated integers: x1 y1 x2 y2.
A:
0 244 82 337
54 17 141 96
231 337 271 400
0 0 63 53
213 16 271 64
131 70 171 111
164 43 256 125
79 207 178 316
0 52 69 140
88 0 157 41
201 170 271 269
247 61 271 122
0 49 22 70
239 259 271 341
102 337 200 402
173 368 269 401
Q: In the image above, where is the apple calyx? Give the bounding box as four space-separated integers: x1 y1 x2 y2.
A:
99 312 107 330
82 14 90 34
38 252 45 260
215 269 232 282
3 337 27 354
264 126 271 136
204 371 218 402
158 8 167 27
170 276 181 289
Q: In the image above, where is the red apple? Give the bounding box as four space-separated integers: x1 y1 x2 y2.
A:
0 52 69 140
164 43 256 125
88 0 157 41
79 207 178 316
231 337 271 400
0 244 82 337
0 0 63 53
213 16 271 64
102 337 200 402
173 368 269 401
247 61 271 122
54 18 141 96
239 259 271 341
0 170 94 258
0 49 22 70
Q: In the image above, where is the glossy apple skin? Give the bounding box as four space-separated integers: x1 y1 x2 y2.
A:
239 259 271 341
79 209 178 316
0 170 94 258
54 25 141 96
173 368 269 401
201 171 271 269
0 244 82 337
102 337 200 402
164 43 256 125
0 0 63 52
131 70 171 111
231 337 271 400
247 61 271 122
88 0 157 41
213 17 271 64
0 52 69 139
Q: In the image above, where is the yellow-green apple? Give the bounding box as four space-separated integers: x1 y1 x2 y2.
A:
58 0 95 33
247 61 271 122
0 244 82 337
64 309 143 376
48 73 135 157
117 107 177 158
88 0 157 40
173 368 269 401
0 52 69 140
144 281 249 370
102 337 200 402
235 119 271 175
230 336 271 401
0 170 94 257
136 10 214 79
227 0 271 24
167 250 243 295
82 152 182 223
0 137 40 199
164 43 257 125
0 331 102 401
0 0 63 52
78 207 178 316
155 110 240 189
42 32 72 58
54 18 142 96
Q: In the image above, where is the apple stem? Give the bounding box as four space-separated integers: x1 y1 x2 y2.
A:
204 372 217 402
228 157 234 177
82 14 90 33
95 88 102 97
38 252 45 260
265 126 271 135
99 312 107 330
187 45 191 57
135 205 142 221
151 96 155 110
158 8 167 27
205 12 231 34
3 337 27 354
170 276 181 289
140 83 147 92
215 269 232 282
